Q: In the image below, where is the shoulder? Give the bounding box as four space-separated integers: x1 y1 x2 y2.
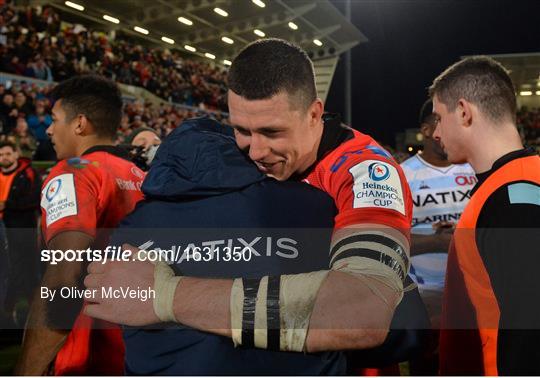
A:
319 131 396 173
478 180 540 228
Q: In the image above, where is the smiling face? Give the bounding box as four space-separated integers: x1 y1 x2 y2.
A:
228 90 323 181
432 95 468 164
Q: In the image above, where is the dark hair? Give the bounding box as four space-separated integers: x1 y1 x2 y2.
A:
51 75 123 138
0 141 17 152
228 38 317 110
429 56 516 124
419 99 436 125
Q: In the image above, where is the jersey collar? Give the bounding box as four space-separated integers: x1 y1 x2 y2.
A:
472 147 538 195
294 113 354 181
82 145 132 162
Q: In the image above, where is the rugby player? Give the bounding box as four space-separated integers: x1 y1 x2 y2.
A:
429 56 540 375
85 39 413 356
15 75 145 375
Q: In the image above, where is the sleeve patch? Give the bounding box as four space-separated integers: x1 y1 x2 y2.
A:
507 183 540 206
348 160 405 215
41 173 78 226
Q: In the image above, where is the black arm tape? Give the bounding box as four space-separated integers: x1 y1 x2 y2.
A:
266 275 281 351
330 234 409 269
332 248 406 282
241 278 260 348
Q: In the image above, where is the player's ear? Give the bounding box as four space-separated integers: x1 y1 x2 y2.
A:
75 114 90 135
420 123 431 138
457 98 473 128
308 98 324 127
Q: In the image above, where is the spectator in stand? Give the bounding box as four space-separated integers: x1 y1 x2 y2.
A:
5 117 37 159
0 141 41 316
27 100 55 160
0 93 19 134
0 93 17 134
13 91 33 118
0 3 229 112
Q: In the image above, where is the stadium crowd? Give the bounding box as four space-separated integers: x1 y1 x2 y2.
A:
518 106 540 151
0 4 228 112
0 81 228 161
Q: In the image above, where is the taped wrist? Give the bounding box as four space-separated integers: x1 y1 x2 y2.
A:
153 261 183 322
230 270 329 352
134 245 183 322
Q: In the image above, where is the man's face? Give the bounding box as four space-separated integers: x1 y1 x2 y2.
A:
47 100 78 160
0 147 18 169
3 94 13 106
36 103 45 115
15 92 25 106
15 117 28 133
228 90 321 181
432 96 468 164
132 130 161 150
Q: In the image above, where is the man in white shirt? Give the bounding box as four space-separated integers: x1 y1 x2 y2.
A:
400 99 476 373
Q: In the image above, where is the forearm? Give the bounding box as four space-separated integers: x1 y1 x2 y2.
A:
16 232 91 374
171 271 396 351
172 277 232 337
15 292 70 375
305 271 395 352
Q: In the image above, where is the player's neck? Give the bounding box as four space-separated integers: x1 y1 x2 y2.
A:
468 126 523 174
76 137 115 157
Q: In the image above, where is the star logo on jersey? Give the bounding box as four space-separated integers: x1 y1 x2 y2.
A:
45 178 62 202
368 162 390 181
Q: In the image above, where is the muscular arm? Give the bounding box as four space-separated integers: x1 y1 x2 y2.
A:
85 223 405 352
123 224 402 351
15 231 93 375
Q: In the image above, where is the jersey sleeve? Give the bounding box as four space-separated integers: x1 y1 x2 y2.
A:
40 161 101 245
329 153 413 235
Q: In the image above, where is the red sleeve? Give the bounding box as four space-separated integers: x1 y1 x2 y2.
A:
40 162 101 245
329 153 413 235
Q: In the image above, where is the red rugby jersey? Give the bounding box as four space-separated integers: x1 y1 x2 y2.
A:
304 121 412 235
40 146 145 375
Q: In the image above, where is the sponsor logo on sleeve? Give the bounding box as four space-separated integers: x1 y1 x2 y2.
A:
349 160 405 215
41 173 78 226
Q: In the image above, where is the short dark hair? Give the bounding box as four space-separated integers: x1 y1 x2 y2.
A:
429 56 516 124
51 75 123 138
228 38 317 110
419 99 437 125
0 141 17 151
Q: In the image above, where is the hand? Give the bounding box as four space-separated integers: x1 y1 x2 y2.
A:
83 244 160 326
0 202 5 211
433 221 455 235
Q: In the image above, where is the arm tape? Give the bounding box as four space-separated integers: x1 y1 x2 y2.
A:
230 232 410 352
138 249 183 323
